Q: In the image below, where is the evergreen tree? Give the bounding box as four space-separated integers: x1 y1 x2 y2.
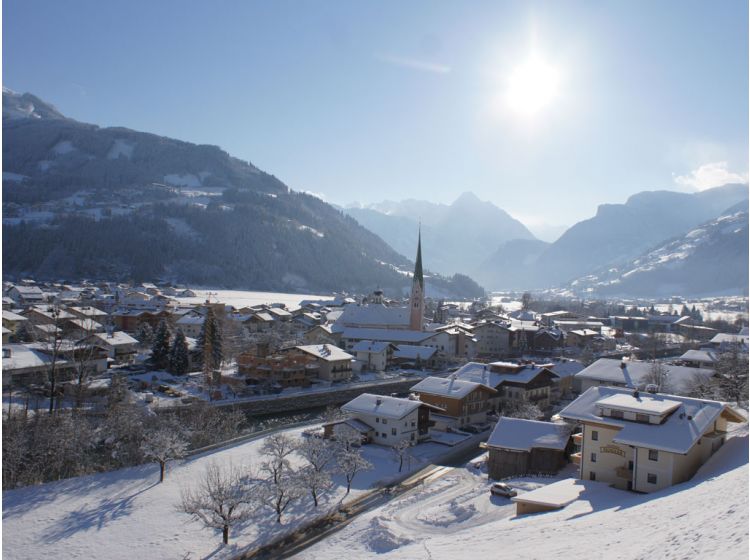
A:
197 308 223 388
169 329 190 375
680 304 690 317
150 320 171 370
135 322 154 348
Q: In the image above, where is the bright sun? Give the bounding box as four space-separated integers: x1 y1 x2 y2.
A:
505 56 560 117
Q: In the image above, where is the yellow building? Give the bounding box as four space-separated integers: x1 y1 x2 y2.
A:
561 386 745 493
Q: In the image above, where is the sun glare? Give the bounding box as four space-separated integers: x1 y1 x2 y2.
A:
505 56 560 117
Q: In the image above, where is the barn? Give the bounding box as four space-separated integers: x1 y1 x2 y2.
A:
484 417 571 479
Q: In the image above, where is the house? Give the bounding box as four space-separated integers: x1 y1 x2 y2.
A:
176 312 205 338
410 375 497 429
679 349 719 369
469 321 511 358
392 345 438 369
81 331 139 364
303 324 342 346
7 285 46 306
483 417 570 479
237 352 318 388
574 358 714 395
2 310 28 334
533 328 564 352
247 312 275 332
351 340 395 372
68 306 109 322
328 393 443 446
566 329 600 348
289 344 354 382
2 327 11 344
560 385 746 492
708 332 749 353
2 343 76 387
454 361 561 412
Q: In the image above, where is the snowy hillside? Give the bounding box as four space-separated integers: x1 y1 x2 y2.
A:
569 209 749 297
297 426 748 560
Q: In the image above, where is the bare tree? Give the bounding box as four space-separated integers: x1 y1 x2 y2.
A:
391 439 412 473
298 436 336 474
714 344 749 405
336 448 372 495
260 433 298 485
259 467 304 523
298 465 332 508
140 418 189 482
179 462 256 545
643 361 671 393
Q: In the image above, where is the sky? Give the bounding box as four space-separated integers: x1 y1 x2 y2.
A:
3 0 748 241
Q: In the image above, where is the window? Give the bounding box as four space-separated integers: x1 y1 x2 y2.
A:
636 413 650 423
647 473 657 484
589 471 596 481
610 409 624 419
375 418 380 423
628 460 634 471
590 452 597 463
591 430 599 441
391 428 397 436
648 449 659 461
382 419 388 425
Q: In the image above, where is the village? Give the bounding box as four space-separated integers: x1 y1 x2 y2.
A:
2 234 749 560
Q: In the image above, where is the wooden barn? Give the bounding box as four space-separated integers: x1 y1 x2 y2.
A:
484 417 571 479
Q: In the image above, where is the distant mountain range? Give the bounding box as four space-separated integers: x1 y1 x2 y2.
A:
1 90 484 299
345 192 536 275
567 205 749 297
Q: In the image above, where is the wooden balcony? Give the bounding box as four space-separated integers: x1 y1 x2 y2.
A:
571 452 581 465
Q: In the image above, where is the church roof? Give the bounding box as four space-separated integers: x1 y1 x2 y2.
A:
413 228 424 288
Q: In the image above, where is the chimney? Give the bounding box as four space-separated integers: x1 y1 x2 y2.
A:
376 397 382 406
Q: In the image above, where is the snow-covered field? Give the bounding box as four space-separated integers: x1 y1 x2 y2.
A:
297 427 749 560
175 289 335 310
2 425 469 560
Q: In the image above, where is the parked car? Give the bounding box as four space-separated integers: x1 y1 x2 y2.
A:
490 482 517 498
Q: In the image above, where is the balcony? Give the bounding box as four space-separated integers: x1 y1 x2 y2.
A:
572 433 583 445
571 452 581 465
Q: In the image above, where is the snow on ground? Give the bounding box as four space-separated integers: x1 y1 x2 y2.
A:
2 425 462 560
175 289 335 310
52 140 75 155
106 139 135 160
297 427 749 560
164 173 202 188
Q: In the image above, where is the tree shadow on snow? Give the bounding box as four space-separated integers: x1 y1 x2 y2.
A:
42 481 158 543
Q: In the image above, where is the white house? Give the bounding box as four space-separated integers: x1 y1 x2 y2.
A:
351 340 394 372
337 393 443 445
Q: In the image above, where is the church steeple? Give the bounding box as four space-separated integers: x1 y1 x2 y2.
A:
409 226 425 331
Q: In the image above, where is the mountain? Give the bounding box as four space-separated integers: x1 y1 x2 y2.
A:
567 205 749 297
473 239 550 290
479 184 749 291
346 192 536 275
1 90 484 298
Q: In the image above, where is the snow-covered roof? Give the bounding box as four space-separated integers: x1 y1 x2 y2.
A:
268 307 292 318
341 327 435 344
2 310 27 322
547 360 585 379
511 478 607 508
569 329 599 337
335 305 410 328
710 333 749 346
176 314 205 325
486 417 570 452
595 393 682 416
342 393 432 420
253 312 275 322
574 358 714 393
69 306 108 318
559 386 744 454
411 376 496 399
454 361 558 389
351 340 392 353
90 331 139 347
394 345 437 360
3 343 69 371
295 344 353 362
679 349 719 364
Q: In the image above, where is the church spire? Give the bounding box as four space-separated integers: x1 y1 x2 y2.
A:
413 224 424 289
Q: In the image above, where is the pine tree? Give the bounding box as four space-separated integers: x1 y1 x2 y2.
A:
169 329 190 375
135 322 154 348
150 320 171 370
680 305 690 317
197 308 223 388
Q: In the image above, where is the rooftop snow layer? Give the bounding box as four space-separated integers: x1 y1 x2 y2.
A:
486 417 570 452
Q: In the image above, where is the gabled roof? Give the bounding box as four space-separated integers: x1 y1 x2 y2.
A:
2 310 28 322
3 343 70 370
335 305 410 328
486 417 570 452
342 393 441 420
295 344 353 362
575 358 714 393
454 361 559 389
679 349 719 364
341 327 435 344
351 340 393 353
559 386 746 454
710 333 749 346
89 331 139 347
394 345 437 360
411 376 496 399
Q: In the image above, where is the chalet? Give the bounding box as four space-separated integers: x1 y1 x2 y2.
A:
81 331 139 364
483 417 570 479
561 386 746 492
454 361 561 412
410 375 497 429
327 393 444 446
574 358 714 395
289 344 354 382
23 306 76 326
237 352 318 388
